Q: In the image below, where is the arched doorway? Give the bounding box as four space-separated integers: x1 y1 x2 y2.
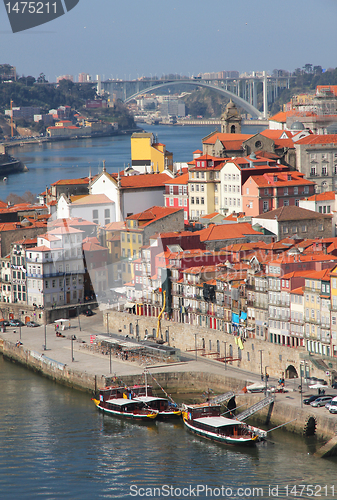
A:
285 364 298 379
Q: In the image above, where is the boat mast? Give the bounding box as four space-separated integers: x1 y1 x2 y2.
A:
145 367 148 397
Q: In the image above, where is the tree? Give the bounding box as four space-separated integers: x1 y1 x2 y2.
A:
37 73 48 84
313 66 323 75
303 63 313 74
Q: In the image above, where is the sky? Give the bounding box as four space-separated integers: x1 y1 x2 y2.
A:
1 0 337 81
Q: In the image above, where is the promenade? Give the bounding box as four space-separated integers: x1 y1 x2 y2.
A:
2 309 337 449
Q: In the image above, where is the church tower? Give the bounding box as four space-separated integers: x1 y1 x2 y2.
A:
220 99 242 134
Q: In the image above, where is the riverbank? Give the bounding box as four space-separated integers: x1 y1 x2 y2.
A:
1 127 142 151
1 309 337 449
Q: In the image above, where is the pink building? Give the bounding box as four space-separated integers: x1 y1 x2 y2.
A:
164 171 189 222
242 171 316 216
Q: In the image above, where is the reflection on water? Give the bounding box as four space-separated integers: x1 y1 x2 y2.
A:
0 355 337 499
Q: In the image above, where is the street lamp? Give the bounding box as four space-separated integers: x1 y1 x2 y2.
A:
106 312 109 335
259 349 263 380
222 341 227 370
71 335 76 362
265 366 269 395
43 323 47 351
78 306 81 331
194 333 198 361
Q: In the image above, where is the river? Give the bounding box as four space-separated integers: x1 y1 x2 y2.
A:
1 124 264 200
0 356 336 500
1 125 337 499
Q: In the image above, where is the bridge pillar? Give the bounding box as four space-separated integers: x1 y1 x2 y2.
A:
263 71 268 119
253 80 257 109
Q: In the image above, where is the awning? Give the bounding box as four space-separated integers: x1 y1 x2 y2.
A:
124 302 135 308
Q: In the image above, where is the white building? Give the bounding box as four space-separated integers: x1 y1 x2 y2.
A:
26 226 85 308
57 193 115 227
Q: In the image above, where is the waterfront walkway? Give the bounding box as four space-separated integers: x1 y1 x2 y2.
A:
2 310 337 446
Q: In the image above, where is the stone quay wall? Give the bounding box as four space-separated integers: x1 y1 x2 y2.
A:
0 338 104 393
2 337 337 442
105 311 313 381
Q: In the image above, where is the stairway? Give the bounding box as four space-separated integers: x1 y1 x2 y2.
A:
236 395 275 421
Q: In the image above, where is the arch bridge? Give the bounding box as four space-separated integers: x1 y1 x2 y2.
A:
100 77 276 119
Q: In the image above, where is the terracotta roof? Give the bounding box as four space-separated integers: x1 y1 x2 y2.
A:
290 286 304 295
51 177 89 186
126 206 182 225
296 134 337 146
107 172 173 190
82 241 107 252
165 172 189 185
29 245 52 252
71 194 113 206
245 171 314 188
202 132 252 145
105 221 126 231
196 222 263 242
303 191 335 202
254 205 332 221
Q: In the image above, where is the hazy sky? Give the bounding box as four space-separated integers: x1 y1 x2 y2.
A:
2 0 337 81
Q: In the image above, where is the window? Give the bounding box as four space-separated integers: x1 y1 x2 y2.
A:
169 186 174 194
304 186 309 194
294 186 298 195
104 209 110 225
301 225 307 232
196 197 199 204
319 224 324 231
169 198 174 206
201 197 204 204
283 226 288 234
191 184 194 192
191 197 194 204
92 209 99 224
263 201 269 212
283 200 289 206
310 166 316 176
201 184 204 192
284 188 288 196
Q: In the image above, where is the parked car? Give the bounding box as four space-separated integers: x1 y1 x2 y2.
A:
84 309 94 316
303 395 321 405
331 382 337 389
325 397 337 410
26 321 40 327
9 320 24 327
310 396 333 407
329 404 337 414
0 320 10 326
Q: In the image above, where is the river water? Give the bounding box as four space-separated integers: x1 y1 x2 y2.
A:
1 125 337 499
0 356 337 500
2 124 263 200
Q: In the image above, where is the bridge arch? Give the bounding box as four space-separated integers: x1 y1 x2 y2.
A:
124 80 263 118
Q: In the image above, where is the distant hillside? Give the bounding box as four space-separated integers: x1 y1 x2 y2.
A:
182 87 229 118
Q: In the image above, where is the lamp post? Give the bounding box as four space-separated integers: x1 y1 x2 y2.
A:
259 349 263 380
194 333 198 361
106 312 109 335
109 345 112 374
44 323 47 351
265 366 269 395
77 306 81 331
223 341 227 370
71 335 75 362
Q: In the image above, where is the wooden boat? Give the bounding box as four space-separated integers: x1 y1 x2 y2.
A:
182 403 266 446
134 395 182 419
92 397 158 421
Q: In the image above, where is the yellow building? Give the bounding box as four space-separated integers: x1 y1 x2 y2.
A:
131 132 173 173
188 155 222 221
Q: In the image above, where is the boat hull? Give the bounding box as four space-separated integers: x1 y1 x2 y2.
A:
92 398 157 421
